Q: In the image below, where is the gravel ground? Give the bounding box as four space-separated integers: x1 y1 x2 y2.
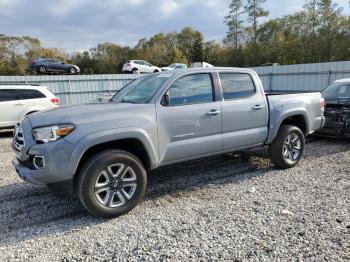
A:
0 130 349 261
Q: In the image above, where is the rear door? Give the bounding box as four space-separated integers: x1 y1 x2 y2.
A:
156 73 222 164
219 72 269 150
44 58 56 71
144 62 154 73
0 89 24 127
134 61 146 73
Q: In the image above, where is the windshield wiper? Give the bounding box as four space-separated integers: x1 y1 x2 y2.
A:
119 100 140 104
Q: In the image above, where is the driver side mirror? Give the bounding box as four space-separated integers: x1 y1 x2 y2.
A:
161 92 170 106
62 61 66 64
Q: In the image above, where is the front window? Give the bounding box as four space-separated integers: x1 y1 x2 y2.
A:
322 83 350 99
168 73 214 106
168 64 177 68
111 74 170 104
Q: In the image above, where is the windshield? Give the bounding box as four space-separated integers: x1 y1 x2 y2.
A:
111 74 170 104
322 82 350 99
168 64 177 68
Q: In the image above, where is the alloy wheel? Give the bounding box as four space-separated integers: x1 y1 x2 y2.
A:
282 132 301 163
94 163 137 208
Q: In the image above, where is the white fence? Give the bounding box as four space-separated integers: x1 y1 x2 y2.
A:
252 61 350 92
1 61 350 105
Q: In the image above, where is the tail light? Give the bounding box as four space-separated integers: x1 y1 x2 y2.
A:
51 97 59 105
126 63 131 66
30 61 36 65
320 97 325 111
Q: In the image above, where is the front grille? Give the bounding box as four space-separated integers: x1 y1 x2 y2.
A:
12 123 25 152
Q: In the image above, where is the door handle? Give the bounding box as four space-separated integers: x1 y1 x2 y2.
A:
252 105 264 110
15 103 25 106
206 109 221 116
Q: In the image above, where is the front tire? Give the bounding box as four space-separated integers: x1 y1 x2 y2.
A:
69 67 77 74
268 125 305 169
77 150 147 218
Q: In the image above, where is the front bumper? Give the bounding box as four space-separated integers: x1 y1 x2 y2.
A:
316 115 350 137
317 121 350 137
11 119 76 185
13 158 47 185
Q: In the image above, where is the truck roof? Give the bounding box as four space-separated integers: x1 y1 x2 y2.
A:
172 67 256 74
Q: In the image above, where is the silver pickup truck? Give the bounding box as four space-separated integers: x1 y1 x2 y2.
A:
12 68 325 218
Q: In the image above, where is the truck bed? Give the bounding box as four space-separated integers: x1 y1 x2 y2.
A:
266 90 320 95
265 92 324 144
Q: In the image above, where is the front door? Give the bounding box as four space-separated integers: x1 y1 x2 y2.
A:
156 73 222 164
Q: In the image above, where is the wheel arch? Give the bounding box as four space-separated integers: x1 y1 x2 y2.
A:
68 129 160 179
267 111 310 144
280 114 308 134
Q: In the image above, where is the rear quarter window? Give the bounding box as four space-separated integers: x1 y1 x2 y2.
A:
0 89 20 102
20 89 46 100
219 73 255 100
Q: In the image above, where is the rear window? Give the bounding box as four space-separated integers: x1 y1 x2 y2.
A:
0 89 20 102
20 89 46 99
219 73 255 100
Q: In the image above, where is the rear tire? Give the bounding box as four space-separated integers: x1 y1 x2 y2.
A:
268 125 305 169
77 150 147 218
154 70 159 73
37 66 46 74
132 68 139 74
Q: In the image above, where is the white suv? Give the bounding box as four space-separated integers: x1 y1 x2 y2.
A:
0 85 59 129
122 60 161 74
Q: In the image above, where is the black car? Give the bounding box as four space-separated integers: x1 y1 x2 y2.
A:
318 79 350 137
28 58 80 75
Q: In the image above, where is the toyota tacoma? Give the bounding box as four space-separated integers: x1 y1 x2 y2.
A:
12 68 325 218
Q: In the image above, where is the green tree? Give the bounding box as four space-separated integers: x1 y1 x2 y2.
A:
225 0 244 51
90 43 130 73
317 0 343 61
244 0 269 46
177 27 204 63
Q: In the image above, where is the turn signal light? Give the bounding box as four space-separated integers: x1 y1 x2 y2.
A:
55 126 74 137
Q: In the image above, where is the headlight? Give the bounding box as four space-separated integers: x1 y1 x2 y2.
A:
32 125 74 143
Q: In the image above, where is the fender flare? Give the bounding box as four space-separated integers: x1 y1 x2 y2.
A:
66 127 160 175
267 109 310 144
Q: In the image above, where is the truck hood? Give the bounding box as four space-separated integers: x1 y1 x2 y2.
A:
27 103 155 128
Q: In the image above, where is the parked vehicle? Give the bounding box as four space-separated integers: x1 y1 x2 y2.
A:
12 68 325 218
161 63 187 71
0 85 59 129
317 78 350 137
122 60 161 74
191 62 214 68
28 58 80 75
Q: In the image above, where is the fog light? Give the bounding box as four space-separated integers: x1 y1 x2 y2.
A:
33 156 45 169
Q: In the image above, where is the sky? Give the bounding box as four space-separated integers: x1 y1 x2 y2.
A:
0 0 349 53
